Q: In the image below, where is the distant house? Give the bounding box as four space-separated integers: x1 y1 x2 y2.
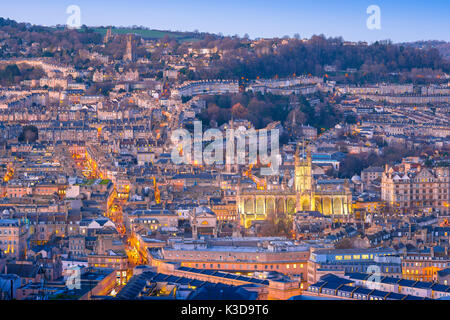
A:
190 206 217 238
437 268 450 286
3 262 44 286
79 217 116 235
361 166 384 189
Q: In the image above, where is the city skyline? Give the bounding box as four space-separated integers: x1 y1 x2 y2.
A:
0 1 449 304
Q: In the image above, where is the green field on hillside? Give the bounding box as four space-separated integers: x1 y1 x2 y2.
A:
93 27 201 42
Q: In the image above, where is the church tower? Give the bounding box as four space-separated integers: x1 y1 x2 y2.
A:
104 27 112 43
294 143 315 211
124 34 134 62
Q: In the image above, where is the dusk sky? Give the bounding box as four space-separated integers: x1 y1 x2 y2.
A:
2 0 449 43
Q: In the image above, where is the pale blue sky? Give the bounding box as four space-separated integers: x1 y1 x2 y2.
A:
2 0 449 42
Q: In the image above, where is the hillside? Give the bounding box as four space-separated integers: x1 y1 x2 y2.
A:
401 41 450 61
92 27 206 42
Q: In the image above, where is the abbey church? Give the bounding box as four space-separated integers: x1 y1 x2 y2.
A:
237 145 353 228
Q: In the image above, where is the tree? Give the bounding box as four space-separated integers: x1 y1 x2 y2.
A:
335 238 354 249
181 96 192 103
231 103 248 119
339 154 367 178
18 125 39 143
259 211 293 237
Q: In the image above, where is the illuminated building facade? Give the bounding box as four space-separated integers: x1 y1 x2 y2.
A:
148 240 310 279
0 219 27 259
381 164 450 215
307 248 399 284
238 146 353 228
402 254 450 282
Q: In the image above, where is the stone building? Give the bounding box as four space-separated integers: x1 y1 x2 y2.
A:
237 144 353 228
381 162 450 215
